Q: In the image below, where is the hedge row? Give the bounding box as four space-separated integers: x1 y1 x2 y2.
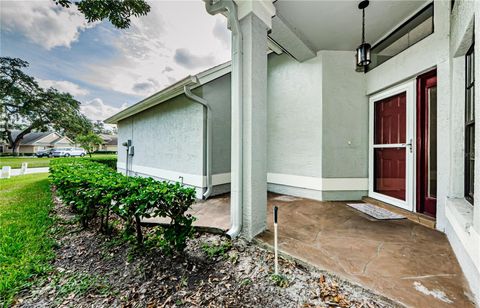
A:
84 156 117 169
49 159 196 252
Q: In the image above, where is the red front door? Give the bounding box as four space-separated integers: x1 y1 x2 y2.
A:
416 70 437 217
373 92 407 201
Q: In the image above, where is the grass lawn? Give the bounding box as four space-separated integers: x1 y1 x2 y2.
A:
0 173 54 306
0 154 117 169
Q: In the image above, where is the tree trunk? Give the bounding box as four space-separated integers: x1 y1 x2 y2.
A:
7 124 38 156
134 215 143 245
11 140 20 156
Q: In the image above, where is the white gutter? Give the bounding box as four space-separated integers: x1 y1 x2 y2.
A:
184 80 212 200
205 0 243 239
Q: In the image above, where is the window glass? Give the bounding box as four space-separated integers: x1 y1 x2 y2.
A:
368 4 434 71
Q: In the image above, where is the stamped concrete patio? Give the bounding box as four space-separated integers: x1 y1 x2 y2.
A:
145 193 475 307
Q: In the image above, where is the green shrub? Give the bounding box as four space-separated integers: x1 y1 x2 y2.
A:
85 157 117 169
92 150 117 155
49 159 196 252
111 176 196 249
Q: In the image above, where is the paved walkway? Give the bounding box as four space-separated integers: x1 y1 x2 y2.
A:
146 193 475 307
142 194 230 231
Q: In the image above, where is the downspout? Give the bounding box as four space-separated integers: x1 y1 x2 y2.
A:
184 80 212 199
205 0 243 238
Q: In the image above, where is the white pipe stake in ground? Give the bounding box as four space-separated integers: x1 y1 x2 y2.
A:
274 206 279 275
20 162 28 175
1 166 11 179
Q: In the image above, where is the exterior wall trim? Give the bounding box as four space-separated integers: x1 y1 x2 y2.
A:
119 163 367 191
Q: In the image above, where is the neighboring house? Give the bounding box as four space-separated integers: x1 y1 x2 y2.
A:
106 0 480 302
97 134 118 152
0 131 73 154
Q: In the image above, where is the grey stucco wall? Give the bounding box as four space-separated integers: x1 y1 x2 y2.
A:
202 74 231 175
267 52 323 178
321 51 368 179
118 93 204 175
117 74 232 190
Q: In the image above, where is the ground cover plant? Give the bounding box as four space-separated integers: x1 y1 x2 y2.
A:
0 154 117 169
0 173 55 306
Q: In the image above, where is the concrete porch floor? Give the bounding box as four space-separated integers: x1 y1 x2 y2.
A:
145 193 475 307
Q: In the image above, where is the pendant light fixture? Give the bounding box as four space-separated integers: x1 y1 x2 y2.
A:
356 0 371 69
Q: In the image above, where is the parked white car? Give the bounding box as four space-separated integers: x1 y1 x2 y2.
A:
51 148 86 157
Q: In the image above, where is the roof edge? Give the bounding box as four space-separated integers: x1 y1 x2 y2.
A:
104 61 232 124
24 132 59 145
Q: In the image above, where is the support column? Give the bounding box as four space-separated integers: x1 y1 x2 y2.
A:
236 1 273 239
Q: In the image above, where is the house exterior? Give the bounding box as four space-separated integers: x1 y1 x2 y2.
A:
106 0 480 302
0 131 73 154
96 134 118 153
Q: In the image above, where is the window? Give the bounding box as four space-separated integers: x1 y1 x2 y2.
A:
368 3 434 71
465 44 475 204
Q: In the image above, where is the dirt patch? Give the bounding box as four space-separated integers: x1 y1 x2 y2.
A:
13 194 401 308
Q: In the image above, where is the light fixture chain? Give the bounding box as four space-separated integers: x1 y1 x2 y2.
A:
362 8 365 44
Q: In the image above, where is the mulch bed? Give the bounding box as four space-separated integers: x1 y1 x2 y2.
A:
13 193 401 308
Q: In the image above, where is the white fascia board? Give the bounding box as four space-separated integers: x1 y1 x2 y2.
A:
104 76 197 124
105 62 233 124
196 61 231 84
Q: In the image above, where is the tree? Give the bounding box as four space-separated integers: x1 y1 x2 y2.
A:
55 0 151 29
93 120 110 135
77 132 103 157
0 57 93 155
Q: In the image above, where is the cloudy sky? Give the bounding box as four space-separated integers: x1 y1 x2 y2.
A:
0 0 231 121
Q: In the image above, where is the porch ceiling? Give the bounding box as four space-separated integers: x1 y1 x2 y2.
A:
270 0 429 58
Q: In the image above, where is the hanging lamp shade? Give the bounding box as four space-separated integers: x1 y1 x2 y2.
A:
356 0 371 69
356 42 371 66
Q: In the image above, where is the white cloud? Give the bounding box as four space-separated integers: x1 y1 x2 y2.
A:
37 78 89 96
82 1 231 97
174 48 216 69
0 0 94 50
81 98 127 121
213 18 230 47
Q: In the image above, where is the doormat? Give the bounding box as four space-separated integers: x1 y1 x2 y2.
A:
347 203 406 220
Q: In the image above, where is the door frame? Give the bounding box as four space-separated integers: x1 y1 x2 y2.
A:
368 80 416 211
416 69 437 216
